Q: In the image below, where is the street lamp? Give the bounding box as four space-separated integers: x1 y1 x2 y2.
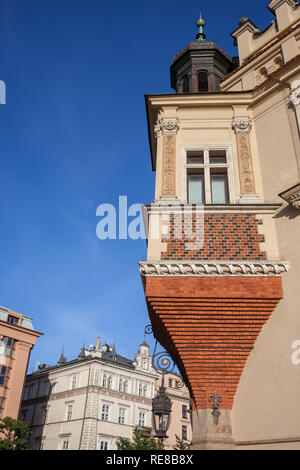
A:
152 373 172 439
144 325 184 441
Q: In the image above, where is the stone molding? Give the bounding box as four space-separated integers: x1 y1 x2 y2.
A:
232 119 252 133
139 260 289 277
279 182 300 209
154 119 179 138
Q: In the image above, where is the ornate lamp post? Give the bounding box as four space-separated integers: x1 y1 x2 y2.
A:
145 325 185 440
152 367 172 439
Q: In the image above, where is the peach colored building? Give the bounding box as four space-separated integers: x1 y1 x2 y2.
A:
140 0 300 450
0 306 42 420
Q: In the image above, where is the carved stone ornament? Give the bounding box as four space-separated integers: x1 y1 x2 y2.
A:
154 119 179 138
139 260 290 277
161 134 176 195
279 183 300 209
236 132 255 194
289 87 300 107
232 119 252 133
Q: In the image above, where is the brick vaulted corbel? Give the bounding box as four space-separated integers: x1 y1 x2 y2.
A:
140 261 288 448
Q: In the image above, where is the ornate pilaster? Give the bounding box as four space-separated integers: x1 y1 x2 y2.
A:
232 119 260 203
154 119 179 201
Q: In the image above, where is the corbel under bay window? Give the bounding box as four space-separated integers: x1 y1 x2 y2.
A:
182 147 235 204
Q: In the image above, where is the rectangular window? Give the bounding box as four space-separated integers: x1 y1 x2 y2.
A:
138 412 145 427
62 440 69 450
0 337 14 357
182 405 188 419
186 148 230 204
71 375 77 390
182 425 188 441
101 405 109 421
66 404 73 421
168 379 172 388
7 315 19 325
100 441 108 450
0 366 8 387
118 408 126 424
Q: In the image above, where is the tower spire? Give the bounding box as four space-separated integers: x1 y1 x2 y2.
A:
57 346 67 366
196 12 206 41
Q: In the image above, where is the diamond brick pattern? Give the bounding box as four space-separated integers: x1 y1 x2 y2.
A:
161 213 266 260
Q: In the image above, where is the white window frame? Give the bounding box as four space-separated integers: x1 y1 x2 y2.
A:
181 146 236 204
62 440 69 450
70 375 77 390
65 403 73 421
102 374 113 390
119 378 129 393
100 440 108 450
101 404 109 421
118 407 126 424
138 411 146 427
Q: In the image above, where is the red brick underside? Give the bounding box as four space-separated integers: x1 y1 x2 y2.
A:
145 276 283 410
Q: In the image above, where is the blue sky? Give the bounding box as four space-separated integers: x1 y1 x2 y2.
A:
0 0 274 371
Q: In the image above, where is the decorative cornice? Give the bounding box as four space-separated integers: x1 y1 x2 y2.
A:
268 0 298 13
154 119 179 138
279 182 300 209
232 119 252 133
139 260 289 277
289 87 300 107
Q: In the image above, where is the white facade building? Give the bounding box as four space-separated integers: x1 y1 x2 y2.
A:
20 339 191 450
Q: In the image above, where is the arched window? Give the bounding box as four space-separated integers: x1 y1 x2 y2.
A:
119 378 128 393
181 75 189 93
102 374 107 388
102 374 112 389
198 70 209 92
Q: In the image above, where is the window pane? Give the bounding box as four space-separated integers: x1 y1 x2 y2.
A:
211 175 227 204
188 174 203 204
209 150 227 164
187 152 204 165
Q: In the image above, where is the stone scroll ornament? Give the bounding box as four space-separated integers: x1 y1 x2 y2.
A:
232 119 256 195
154 119 179 197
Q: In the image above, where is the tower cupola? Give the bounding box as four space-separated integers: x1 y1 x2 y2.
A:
170 14 233 93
